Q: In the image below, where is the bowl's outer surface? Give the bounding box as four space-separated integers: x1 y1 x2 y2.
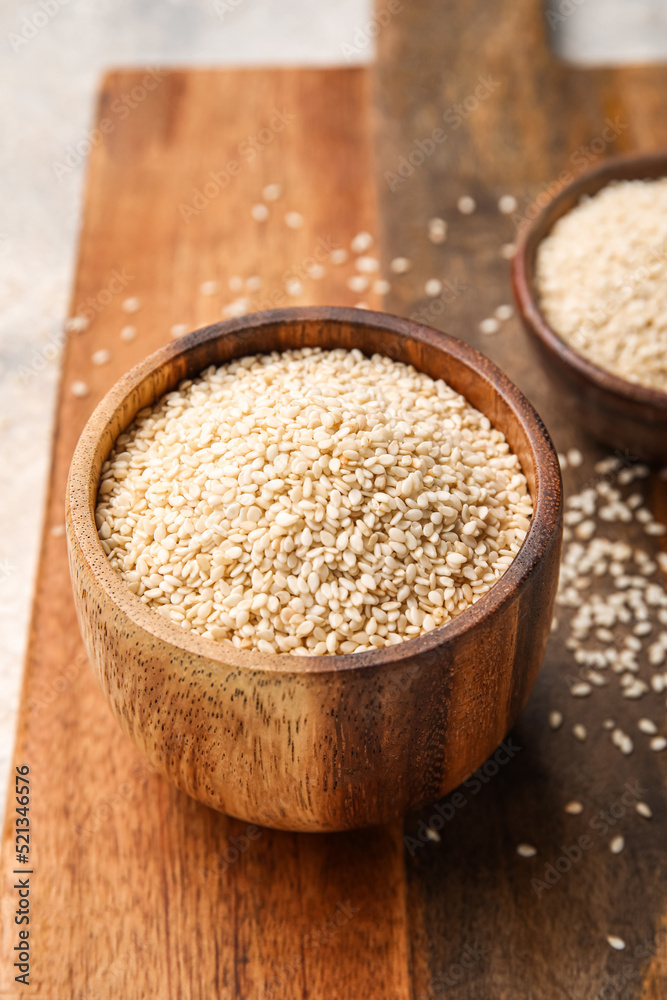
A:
512 152 667 463
66 307 563 831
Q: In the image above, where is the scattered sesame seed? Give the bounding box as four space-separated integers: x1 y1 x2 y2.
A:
330 248 348 265
122 297 141 313
355 256 380 274
120 325 136 341
262 184 281 201
199 281 219 296
306 264 325 280
549 710 563 729
425 279 442 297
228 276 244 292
285 280 303 297
354 301 369 310
498 194 518 214
607 936 626 951
251 203 269 222
609 835 624 854
71 380 89 398
650 736 667 751
347 275 369 293
389 256 411 274
564 800 583 815
573 724 587 741
500 243 516 259
558 452 568 469
457 195 476 215
638 718 658 735
351 231 373 253
428 217 447 243
570 682 592 697
91 349 111 366
50 523 65 537
284 211 303 229
567 448 583 467
479 317 500 335
424 826 441 842
66 315 89 333
246 276 263 292
373 278 391 296
516 844 537 858
170 324 188 339
636 802 652 819
494 304 514 321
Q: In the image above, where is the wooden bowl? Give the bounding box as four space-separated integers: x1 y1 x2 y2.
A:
512 152 667 463
66 307 562 832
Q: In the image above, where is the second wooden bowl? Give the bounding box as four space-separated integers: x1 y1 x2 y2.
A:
512 152 667 463
66 307 562 832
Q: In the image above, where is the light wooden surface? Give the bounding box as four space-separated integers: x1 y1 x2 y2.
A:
375 1 667 997
0 68 411 999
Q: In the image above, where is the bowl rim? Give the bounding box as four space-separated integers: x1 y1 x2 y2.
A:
512 151 667 413
67 305 562 675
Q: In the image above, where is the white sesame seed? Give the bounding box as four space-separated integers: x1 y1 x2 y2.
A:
66 315 89 333
609 835 624 854
602 719 615 730
355 256 379 274
573 724 587 741
564 800 583 815
567 448 583 468
650 736 667 751
122 297 141 313
570 682 592 697
351 231 373 253
170 324 188 339
286 279 303 297
516 844 537 858
424 826 441 842
457 195 476 215
306 265 325 280
373 279 391 296
330 248 348 265
246 276 263 292
251 203 269 222
199 281 219 296
479 317 500 335
91 349 111 366
347 275 369 293
262 184 281 201
638 718 658 735
607 936 626 951
500 243 516 259
498 194 518 214
285 211 303 229
71 380 89 398
428 217 447 243
389 256 411 274
636 802 652 819
120 325 136 341
228 276 244 292
425 279 442 297
494 304 514 322
50 523 65 537
549 710 563 729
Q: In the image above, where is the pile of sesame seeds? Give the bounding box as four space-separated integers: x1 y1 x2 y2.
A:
96 347 532 656
535 178 667 392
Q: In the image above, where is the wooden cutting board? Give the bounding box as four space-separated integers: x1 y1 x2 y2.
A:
0 67 411 1000
2 1 667 996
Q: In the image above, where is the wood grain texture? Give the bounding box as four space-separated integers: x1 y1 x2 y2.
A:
374 1 667 997
66 307 561 831
0 69 411 999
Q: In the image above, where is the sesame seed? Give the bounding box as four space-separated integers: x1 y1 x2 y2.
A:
549 710 563 729
122 297 141 313
570 682 592 697
228 276 244 292
573 724 587 741
428 217 447 243
424 826 441 842
66 315 89 333
636 802 652 819
330 249 348 265
251 203 269 222
498 194 518 214
479 317 500 335
607 936 626 951
638 718 658 735
650 736 667 751
91 349 111 365
262 184 281 201
566 448 583 468
425 279 442 297
246 276 263 292
286 279 303 297
389 256 411 274
199 281 219 296
355 256 379 274
516 844 537 857
170 324 188 339
457 195 476 215
564 800 583 815
120 325 137 341
71 380 89 397
347 275 369 293
285 211 303 229
495 304 514 321
50 523 65 537
351 231 373 253
373 279 391 296
609 835 624 854
500 243 516 259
